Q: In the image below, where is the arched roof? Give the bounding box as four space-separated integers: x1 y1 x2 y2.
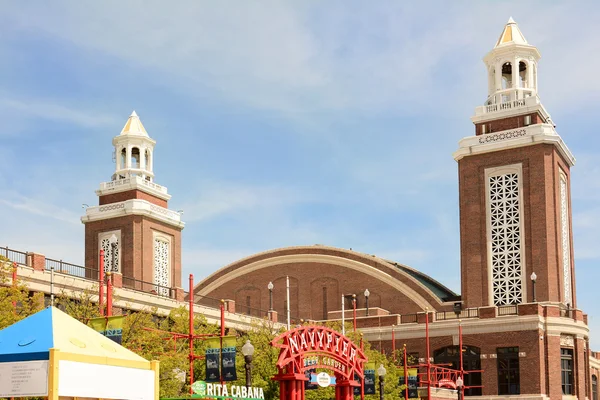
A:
193 245 459 312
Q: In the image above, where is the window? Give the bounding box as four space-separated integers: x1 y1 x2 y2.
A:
153 234 171 296
524 115 532 126
560 172 572 305
132 147 140 168
561 348 574 395
497 347 520 394
246 295 251 314
481 124 487 134
434 346 482 396
593 375 598 400
99 231 120 273
486 165 525 305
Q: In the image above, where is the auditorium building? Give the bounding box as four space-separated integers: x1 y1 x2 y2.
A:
4 18 599 400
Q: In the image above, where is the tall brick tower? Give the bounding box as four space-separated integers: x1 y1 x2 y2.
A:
81 111 185 297
454 18 576 308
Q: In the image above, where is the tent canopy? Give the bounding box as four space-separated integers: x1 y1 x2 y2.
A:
0 307 158 400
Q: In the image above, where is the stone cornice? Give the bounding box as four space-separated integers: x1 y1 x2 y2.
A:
453 124 575 166
80 199 184 229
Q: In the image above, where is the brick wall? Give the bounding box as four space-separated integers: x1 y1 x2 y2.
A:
99 189 168 208
458 144 574 308
475 112 545 135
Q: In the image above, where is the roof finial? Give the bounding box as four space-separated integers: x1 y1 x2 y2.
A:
130 110 138 117
507 16 516 24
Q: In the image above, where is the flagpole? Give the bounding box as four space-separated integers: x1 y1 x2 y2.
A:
286 276 291 330
341 293 345 335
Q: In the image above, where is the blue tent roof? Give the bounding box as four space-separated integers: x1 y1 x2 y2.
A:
0 307 54 362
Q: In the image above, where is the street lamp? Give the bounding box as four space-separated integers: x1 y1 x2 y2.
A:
530 272 537 302
268 281 274 311
242 339 255 388
377 364 386 400
364 288 370 316
109 234 118 272
456 376 464 400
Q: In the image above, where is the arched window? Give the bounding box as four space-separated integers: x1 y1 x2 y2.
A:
120 148 126 169
434 346 482 396
501 62 512 89
593 375 598 400
519 61 528 88
131 147 140 169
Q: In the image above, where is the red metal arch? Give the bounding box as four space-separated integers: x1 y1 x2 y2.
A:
271 325 367 379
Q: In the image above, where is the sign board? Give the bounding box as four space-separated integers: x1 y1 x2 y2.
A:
316 372 331 388
192 381 265 400
0 360 49 397
88 316 124 344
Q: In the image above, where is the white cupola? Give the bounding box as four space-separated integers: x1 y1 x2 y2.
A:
482 17 541 107
112 111 157 182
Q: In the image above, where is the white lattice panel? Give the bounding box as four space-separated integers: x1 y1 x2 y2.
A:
488 172 524 305
560 175 572 305
100 238 120 273
153 238 170 296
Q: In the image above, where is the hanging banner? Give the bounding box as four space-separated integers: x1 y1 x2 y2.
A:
305 369 317 390
353 373 361 396
205 337 221 382
88 316 124 344
364 363 376 395
398 367 419 399
221 336 237 382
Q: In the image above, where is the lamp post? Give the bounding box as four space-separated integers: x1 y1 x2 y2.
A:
456 376 464 400
352 294 357 332
530 272 537 302
268 281 274 311
242 339 255 388
377 364 386 400
364 288 370 316
109 234 118 272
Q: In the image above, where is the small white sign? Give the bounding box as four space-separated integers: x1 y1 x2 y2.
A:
0 360 49 397
316 372 331 388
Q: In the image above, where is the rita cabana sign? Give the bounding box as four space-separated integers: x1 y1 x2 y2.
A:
191 380 265 400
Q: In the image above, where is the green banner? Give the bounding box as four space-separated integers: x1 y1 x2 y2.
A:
88 316 124 344
221 336 237 382
364 362 376 395
205 337 221 382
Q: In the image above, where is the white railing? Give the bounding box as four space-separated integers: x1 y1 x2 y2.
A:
99 176 167 194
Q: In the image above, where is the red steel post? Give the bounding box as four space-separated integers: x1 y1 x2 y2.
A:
99 250 105 316
189 274 194 394
106 272 112 317
404 344 409 400
352 294 357 332
425 309 431 400
459 320 464 398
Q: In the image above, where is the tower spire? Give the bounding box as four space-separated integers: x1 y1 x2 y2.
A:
112 110 155 181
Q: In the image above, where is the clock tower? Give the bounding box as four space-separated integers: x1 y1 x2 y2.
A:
454 18 576 308
81 111 185 297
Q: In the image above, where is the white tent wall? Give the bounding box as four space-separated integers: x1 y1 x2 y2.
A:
58 361 155 400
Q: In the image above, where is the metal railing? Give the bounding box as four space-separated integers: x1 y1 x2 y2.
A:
1 246 27 265
400 313 418 324
435 308 479 321
498 304 518 316
45 258 99 280
122 276 174 299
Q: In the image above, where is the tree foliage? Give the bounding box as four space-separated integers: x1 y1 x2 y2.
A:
0 256 44 329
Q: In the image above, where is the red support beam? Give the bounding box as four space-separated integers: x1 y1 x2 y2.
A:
189 274 194 394
106 272 113 317
99 249 105 316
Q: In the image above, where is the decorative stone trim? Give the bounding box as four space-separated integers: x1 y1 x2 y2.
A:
81 199 184 229
560 335 575 347
454 124 576 166
478 128 527 144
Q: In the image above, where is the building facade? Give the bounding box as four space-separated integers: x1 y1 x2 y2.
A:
1 17 598 400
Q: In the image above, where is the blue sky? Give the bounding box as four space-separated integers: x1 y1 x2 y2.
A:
1 2 600 345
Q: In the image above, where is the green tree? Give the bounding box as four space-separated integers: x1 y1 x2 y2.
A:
0 256 44 329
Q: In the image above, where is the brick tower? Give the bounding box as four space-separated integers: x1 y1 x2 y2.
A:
81 111 185 297
454 18 576 309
